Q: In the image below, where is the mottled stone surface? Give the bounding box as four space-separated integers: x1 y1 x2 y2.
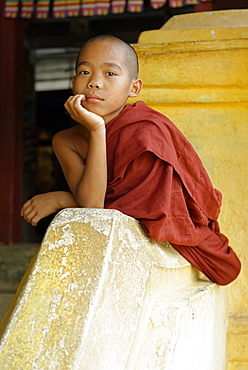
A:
0 209 227 369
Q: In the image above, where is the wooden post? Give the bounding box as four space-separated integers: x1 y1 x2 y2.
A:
0 4 24 244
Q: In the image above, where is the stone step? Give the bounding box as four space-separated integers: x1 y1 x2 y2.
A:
0 243 38 323
0 294 15 324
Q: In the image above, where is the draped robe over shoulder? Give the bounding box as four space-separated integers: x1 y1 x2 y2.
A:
104 101 241 285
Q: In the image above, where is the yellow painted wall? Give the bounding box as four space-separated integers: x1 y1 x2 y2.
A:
131 9 248 368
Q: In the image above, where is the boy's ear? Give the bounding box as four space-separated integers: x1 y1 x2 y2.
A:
129 79 143 98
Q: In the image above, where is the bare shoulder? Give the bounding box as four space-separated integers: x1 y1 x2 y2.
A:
52 125 89 159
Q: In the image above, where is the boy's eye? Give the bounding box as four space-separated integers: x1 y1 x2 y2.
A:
106 72 116 76
79 70 90 75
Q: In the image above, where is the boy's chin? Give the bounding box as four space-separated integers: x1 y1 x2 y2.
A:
81 102 123 123
81 102 102 115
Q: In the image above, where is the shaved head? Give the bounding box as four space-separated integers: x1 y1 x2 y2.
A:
76 34 139 80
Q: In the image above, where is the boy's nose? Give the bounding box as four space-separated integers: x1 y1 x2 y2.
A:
88 79 102 89
88 83 100 89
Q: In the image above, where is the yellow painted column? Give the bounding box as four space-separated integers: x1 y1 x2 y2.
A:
131 9 248 368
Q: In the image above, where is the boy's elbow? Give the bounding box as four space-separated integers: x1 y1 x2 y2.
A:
82 200 104 209
75 195 105 209
74 184 107 209
80 203 105 209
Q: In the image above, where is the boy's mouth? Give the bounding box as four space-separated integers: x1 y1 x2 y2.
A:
85 94 103 103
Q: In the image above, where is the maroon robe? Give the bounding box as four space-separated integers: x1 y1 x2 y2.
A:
104 101 241 285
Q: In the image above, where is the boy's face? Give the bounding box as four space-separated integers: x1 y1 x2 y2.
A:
72 40 142 123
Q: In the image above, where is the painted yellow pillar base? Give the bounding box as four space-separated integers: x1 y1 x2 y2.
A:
227 316 248 370
0 209 227 369
130 9 248 369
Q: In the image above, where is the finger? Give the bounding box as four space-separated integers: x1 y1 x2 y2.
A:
24 212 38 227
21 202 34 216
21 198 31 209
30 211 46 226
22 206 36 222
69 95 85 108
75 94 86 104
30 217 38 227
65 94 83 106
64 95 76 110
66 97 87 121
64 97 78 117
20 201 32 216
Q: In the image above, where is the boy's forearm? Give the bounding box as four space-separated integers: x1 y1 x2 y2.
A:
56 191 80 209
75 127 107 208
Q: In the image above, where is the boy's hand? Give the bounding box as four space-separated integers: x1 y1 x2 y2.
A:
21 191 78 226
65 94 105 131
21 193 61 226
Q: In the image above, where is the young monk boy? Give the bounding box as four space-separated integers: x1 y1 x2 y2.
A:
21 34 241 285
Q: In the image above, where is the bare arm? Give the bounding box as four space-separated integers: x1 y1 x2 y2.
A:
54 94 107 208
21 94 107 226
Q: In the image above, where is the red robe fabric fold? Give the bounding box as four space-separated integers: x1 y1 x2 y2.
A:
104 101 241 285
